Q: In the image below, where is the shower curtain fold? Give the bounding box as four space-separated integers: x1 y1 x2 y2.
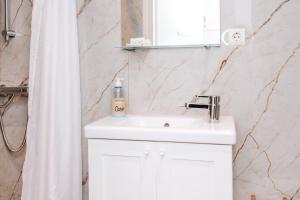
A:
21 0 82 200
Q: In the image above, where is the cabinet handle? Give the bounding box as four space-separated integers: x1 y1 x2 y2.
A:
144 151 149 157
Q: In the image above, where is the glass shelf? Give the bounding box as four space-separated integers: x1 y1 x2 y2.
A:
116 44 221 51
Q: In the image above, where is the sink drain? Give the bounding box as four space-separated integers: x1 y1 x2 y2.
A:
163 123 170 128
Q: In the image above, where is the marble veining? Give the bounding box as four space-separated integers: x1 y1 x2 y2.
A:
77 0 92 16
87 60 128 114
234 42 300 163
233 41 300 199
200 0 291 96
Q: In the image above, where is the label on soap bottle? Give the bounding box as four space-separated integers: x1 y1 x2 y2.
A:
112 98 126 116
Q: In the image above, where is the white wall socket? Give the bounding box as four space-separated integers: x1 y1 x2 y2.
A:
222 28 246 46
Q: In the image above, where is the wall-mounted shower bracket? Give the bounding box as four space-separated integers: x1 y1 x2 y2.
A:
2 30 17 41
2 0 17 42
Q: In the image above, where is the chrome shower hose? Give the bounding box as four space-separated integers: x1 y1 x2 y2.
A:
0 94 27 153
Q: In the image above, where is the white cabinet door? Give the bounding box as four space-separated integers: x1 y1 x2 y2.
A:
157 143 232 200
88 140 157 200
88 140 233 200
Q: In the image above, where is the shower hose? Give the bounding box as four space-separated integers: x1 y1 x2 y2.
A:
0 94 27 153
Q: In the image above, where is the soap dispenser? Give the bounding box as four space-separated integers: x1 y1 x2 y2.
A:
112 78 126 117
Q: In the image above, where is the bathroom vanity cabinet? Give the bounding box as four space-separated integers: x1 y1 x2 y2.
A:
88 139 232 200
85 115 236 200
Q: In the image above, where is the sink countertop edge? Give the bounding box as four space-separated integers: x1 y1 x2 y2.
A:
84 115 236 145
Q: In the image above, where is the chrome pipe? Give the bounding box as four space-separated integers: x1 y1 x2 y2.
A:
5 0 8 32
2 0 16 42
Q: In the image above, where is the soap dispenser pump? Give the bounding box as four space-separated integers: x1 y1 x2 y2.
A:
112 78 126 117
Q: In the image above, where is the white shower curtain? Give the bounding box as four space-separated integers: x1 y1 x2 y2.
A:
22 0 82 200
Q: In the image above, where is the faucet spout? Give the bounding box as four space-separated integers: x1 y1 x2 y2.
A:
185 103 209 109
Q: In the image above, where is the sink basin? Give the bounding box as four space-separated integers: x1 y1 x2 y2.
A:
85 115 236 145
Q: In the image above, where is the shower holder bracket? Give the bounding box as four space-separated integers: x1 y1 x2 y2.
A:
2 30 17 41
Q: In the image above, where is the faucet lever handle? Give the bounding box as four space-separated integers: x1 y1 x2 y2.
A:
195 95 219 98
195 95 209 98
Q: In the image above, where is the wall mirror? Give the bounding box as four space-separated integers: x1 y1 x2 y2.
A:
121 0 220 50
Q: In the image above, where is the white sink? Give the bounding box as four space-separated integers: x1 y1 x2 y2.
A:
85 115 236 145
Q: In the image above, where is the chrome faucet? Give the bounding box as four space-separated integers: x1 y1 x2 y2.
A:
185 95 220 122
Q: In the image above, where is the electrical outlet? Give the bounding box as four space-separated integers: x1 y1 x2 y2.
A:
222 28 246 46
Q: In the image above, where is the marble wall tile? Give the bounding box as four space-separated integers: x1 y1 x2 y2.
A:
78 0 300 200
77 0 129 199
0 0 31 199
